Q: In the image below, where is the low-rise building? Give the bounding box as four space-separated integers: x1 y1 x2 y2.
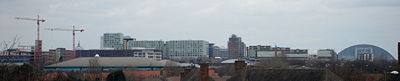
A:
317 49 337 61
248 45 308 61
76 49 162 60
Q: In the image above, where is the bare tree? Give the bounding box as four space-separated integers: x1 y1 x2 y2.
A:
1 35 21 52
164 60 181 76
256 54 289 69
1 35 21 64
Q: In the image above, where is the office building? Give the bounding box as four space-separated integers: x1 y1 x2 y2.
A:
228 34 246 59
129 40 164 50
212 46 229 58
100 33 124 49
166 40 209 58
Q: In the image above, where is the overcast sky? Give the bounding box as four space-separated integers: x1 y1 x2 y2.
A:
1 0 399 58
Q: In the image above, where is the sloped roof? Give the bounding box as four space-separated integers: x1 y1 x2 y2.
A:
48 57 168 67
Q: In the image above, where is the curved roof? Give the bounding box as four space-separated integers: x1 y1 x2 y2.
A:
338 44 395 61
221 59 252 64
48 57 171 67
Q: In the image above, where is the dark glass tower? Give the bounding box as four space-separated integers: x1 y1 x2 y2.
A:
228 34 246 59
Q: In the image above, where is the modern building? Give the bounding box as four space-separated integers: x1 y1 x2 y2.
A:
123 36 135 50
248 45 309 61
211 46 229 58
317 49 337 61
208 43 214 58
359 53 374 61
100 33 124 49
338 44 395 61
76 49 162 60
228 34 246 59
165 40 209 58
128 40 164 50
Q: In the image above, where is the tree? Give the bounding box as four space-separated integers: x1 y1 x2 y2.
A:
1 35 20 51
164 60 181 76
256 54 289 69
107 70 126 81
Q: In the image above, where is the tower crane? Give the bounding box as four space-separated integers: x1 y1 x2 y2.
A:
16 15 46 63
45 25 84 58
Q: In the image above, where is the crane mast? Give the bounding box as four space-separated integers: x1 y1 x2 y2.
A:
45 26 84 59
16 15 46 63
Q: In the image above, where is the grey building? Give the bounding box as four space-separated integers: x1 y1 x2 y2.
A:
228 34 246 59
209 43 214 58
100 33 124 49
166 40 209 58
317 49 337 61
212 46 229 58
129 40 165 50
248 45 309 60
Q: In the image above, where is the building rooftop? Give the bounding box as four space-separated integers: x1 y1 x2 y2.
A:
47 57 172 67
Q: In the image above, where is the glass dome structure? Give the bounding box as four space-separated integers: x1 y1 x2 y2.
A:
338 44 395 61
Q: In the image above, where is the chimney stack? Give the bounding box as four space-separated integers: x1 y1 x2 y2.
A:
180 67 192 81
234 59 247 73
200 63 210 81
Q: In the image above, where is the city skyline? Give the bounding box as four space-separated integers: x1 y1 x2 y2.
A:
1 0 400 58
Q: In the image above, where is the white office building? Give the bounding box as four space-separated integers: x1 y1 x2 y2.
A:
166 40 209 58
100 33 124 49
129 40 164 50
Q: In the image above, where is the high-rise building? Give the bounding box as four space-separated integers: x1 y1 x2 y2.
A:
228 34 246 59
166 40 209 58
100 33 124 49
208 43 214 58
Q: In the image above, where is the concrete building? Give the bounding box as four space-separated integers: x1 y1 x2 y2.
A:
228 34 246 59
166 40 209 58
248 45 309 61
100 33 124 49
317 49 337 61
